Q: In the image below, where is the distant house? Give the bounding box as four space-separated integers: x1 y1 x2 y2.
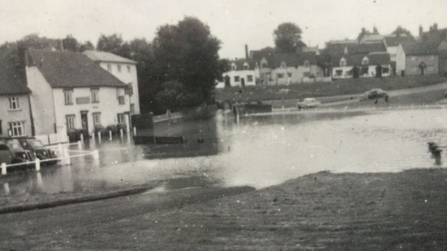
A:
0 45 33 137
383 35 415 74
217 59 258 88
83 50 140 115
26 49 131 138
396 42 439 76
438 40 447 77
331 53 391 79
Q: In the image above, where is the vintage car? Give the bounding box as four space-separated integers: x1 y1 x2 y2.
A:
360 88 388 101
297 98 321 109
17 138 58 165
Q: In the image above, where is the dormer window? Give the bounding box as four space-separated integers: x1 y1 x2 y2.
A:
340 57 347 67
280 61 287 68
261 58 268 68
303 60 310 67
362 56 369 65
343 47 349 55
243 63 249 70
231 63 237 71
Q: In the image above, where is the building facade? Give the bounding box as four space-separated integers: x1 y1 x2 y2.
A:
83 50 140 115
0 45 33 137
26 49 131 138
396 42 439 76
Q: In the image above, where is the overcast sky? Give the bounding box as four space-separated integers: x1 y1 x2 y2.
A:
1 0 446 59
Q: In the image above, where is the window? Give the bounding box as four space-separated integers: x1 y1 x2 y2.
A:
277 73 284 79
287 72 292 77
117 88 125 105
261 62 268 68
243 63 249 70
107 64 112 72
303 60 310 67
127 65 131 73
117 113 126 124
234 76 240 82
91 88 99 103
117 64 122 73
9 97 20 110
92 113 101 126
383 67 389 74
266 73 272 81
281 62 287 68
64 89 73 105
130 104 135 114
9 121 25 137
66 115 75 130
335 70 343 76
362 57 369 65
247 75 253 82
340 58 347 67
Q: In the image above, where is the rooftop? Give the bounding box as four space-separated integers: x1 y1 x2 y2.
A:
28 49 127 88
0 44 31 95
83 50 136 64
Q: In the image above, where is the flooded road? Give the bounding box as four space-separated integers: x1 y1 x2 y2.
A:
2 107 447 197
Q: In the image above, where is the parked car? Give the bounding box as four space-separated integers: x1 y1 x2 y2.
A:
297 98 321 109
0 140 31 167
4 138 35 164
17 138 58 165
360 88 388 101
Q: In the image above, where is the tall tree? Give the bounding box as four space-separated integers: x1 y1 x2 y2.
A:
392 26 413 37
97 34 125 55
273 23 303 53
151 17 221 109
80 41 94 52
62 35 79 52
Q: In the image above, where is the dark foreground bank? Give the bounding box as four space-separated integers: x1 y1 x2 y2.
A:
2 168 447 250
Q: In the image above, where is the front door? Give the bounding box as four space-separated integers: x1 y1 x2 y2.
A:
241 78 245 87
81 111 89 136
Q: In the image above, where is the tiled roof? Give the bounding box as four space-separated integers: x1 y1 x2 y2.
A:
402 42 439 56
368 52 391 65
0 44 31 95
250 48 275 65
272 53 300 68
28 49 127 88
326 42 386 55
383 35 415 47
83 50 136 64
229 59 256 71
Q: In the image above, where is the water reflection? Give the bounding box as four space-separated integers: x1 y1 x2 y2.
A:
2 108 447 197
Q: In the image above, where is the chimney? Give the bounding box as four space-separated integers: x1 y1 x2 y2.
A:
245 45 248 60
434 23 438 30
419 25 423 36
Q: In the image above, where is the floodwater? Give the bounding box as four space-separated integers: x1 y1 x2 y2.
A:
2 107 447 198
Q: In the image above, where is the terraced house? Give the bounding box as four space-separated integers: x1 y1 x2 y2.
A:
0 45 33 137
25 48 131 138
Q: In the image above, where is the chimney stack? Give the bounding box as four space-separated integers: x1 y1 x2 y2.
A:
434 23 438 30
245 45 248 60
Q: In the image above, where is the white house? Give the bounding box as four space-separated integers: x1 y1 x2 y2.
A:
383 35 415 74
26 48 131 138
218 59 258 88
332 53 392 79
83 50 140 115
0 45 33 137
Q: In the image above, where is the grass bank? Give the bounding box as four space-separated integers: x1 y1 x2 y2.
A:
216 75 446 103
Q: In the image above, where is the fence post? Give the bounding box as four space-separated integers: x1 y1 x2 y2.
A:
133 127 137 136
58 143 63 157
78 140 83 150
98 131 102 144
80 133 84 146
35 158 41 172
1 163 6 175
91 133 96 148
120 129 124 140
109 130 112 141
4 183 10 195
36 172 43 189
64 147 71 165
93 150 100 166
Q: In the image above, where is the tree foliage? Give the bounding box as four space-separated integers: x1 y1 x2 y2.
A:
80 41 94 52
62 35 79 52
151 17 221 109
273 23 303 53
392 26 413 37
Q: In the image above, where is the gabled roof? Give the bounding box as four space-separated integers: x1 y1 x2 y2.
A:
401 42 439 56
229 59 256 71
250 48 275 65
83 50 136 64
296 51 318 65
272 53 300 68
0 44 31 95
331 52 390 67
28 49 127 88
383 35 415 47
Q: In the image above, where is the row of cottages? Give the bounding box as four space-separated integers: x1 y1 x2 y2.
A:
0 44 140 140
325 42 392 79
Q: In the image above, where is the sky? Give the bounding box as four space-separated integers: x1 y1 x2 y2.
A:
1 0 447 59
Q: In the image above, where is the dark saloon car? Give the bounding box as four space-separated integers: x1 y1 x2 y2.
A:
360 88 388 101
16 138 58 165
